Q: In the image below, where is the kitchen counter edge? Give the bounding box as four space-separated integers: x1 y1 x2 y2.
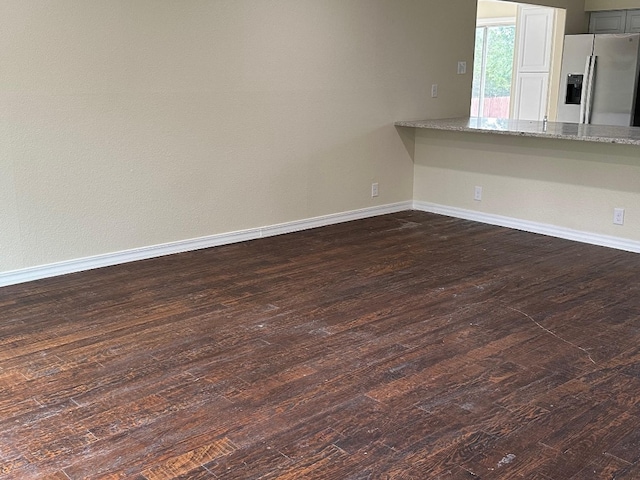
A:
394 117 640 146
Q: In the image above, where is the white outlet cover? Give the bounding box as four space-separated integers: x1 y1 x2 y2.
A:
457 61 467 74
614 208 625 225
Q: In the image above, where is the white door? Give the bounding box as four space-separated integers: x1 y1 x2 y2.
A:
513 74 549 120
512 5 555 120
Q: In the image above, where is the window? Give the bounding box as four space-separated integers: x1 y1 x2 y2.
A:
471 19 516 118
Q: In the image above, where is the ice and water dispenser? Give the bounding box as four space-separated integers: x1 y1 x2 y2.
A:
565 74 583 105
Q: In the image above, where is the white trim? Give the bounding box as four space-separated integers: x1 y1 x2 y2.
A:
6 199 639 288
0 202 412 288
476 17 516 27
413 201 640 254
260 202 412 238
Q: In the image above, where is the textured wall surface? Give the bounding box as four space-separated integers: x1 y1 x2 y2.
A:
1 0 475 272
412 1 640 244
477 0 519 19
413 129 640 241
585 0 640 11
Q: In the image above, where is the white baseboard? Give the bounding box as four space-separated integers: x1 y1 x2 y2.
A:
413 201 640 254
0 201 413 288
5 199 638 288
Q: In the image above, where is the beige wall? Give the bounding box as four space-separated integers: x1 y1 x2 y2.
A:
4 0 609 279
1 0 476 273
413 129 640 242
478 0 519 19
585 0 640 10
412 0 640 250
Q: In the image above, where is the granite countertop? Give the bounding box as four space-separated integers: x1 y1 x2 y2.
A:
395 117 640 146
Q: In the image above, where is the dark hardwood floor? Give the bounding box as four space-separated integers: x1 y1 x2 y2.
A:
2 211 640 479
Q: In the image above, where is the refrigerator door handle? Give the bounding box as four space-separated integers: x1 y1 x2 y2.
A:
584 56 597 125
579 56 590 123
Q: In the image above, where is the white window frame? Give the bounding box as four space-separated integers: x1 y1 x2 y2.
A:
473 17 516 117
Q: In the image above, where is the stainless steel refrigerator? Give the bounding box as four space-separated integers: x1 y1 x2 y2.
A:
557 34 640 126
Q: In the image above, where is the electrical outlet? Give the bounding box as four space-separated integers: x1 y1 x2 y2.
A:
614 207 625 225
457 61 467 74
474 186 482 201
371 182 379 197
431 84 438 98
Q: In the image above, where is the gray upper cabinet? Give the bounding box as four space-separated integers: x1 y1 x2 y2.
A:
589 10 627 34
626 10 640 33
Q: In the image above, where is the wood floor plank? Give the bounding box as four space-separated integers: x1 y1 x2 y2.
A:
141 438 235 480
2 211 640 478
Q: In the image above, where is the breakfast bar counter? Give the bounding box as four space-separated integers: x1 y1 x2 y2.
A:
395 117 640 146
